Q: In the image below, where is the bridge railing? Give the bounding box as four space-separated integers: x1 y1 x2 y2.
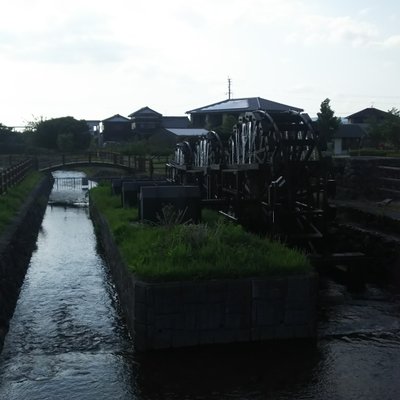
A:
35 151 170 177
0 158 34 195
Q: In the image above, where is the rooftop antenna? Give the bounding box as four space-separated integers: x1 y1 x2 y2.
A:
226 76 232 100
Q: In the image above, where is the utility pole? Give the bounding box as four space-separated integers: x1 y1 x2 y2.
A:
227 77 232 100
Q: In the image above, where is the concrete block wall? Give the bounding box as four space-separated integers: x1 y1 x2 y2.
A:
0 174 54 352
90 200 317 351
132 274 317 350
334 156 400 199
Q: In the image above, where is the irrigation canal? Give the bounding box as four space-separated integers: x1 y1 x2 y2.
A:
0 170 400 399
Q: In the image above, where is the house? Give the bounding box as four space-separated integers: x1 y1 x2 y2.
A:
99 114 131 144
85 120 101 144
128 106 206 147
129 107 163 134
187 97 303 129
346 107 389 125
332 123 367 155
328 107 391 154
98 107 204 147
128 107 191 137
85 120 101 135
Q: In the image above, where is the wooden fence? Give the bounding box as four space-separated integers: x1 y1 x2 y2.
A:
0 158 34 195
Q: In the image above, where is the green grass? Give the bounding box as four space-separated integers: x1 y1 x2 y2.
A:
90 185 312 281
0 172 43 235
348 148 400 157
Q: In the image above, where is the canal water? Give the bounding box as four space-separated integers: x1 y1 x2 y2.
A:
1 170 400 399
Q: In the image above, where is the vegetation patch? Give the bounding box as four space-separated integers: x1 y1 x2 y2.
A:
0 172 42 235
90 185 311 281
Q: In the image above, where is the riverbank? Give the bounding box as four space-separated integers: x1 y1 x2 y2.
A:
0 173 53 352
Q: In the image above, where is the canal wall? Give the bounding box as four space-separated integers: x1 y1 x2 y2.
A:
0 174 53 352
90 201 318 351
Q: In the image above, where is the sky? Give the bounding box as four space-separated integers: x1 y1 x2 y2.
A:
1 0 400 127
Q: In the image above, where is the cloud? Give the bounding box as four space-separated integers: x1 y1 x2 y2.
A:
0 10 131 64
382 35 400 48
287 14 378 47
1 35 131 64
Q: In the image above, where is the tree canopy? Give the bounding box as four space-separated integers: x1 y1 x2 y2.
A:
317 98 341 143
31 116 91 151
367 108 400 149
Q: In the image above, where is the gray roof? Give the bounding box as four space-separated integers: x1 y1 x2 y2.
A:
166 128 209 137
162 116 191 129
187 97 303 114
346 107 388 120
102 114 130 122
128 106 162 118
333 124 367 139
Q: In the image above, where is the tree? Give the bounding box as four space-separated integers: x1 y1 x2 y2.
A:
0 123 12 135
215 114 237 142
32 116 91 151
57 133 75 152
317 98 341 143
366 108 400 149
0 123 27 154
382 108 400 149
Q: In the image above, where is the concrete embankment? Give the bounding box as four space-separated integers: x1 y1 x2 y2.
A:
90 201 318 351
0 174 53 352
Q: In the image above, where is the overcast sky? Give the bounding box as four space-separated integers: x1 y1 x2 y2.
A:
1 0 400 126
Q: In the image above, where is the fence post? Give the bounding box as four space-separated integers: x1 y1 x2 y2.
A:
0 159 33 195
33 157 39 171
5 169 9 192
149 159 154 179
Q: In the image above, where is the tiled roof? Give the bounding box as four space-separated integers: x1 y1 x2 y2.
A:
165 128 209 137
333 124 367 139
162 116 191 129
346 107 388 120
187 97 303 114
102 114 130 122
128 106 162 118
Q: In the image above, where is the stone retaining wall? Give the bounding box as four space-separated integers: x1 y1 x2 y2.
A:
0 174 54 352
90 200 318 351
334 156 400 199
